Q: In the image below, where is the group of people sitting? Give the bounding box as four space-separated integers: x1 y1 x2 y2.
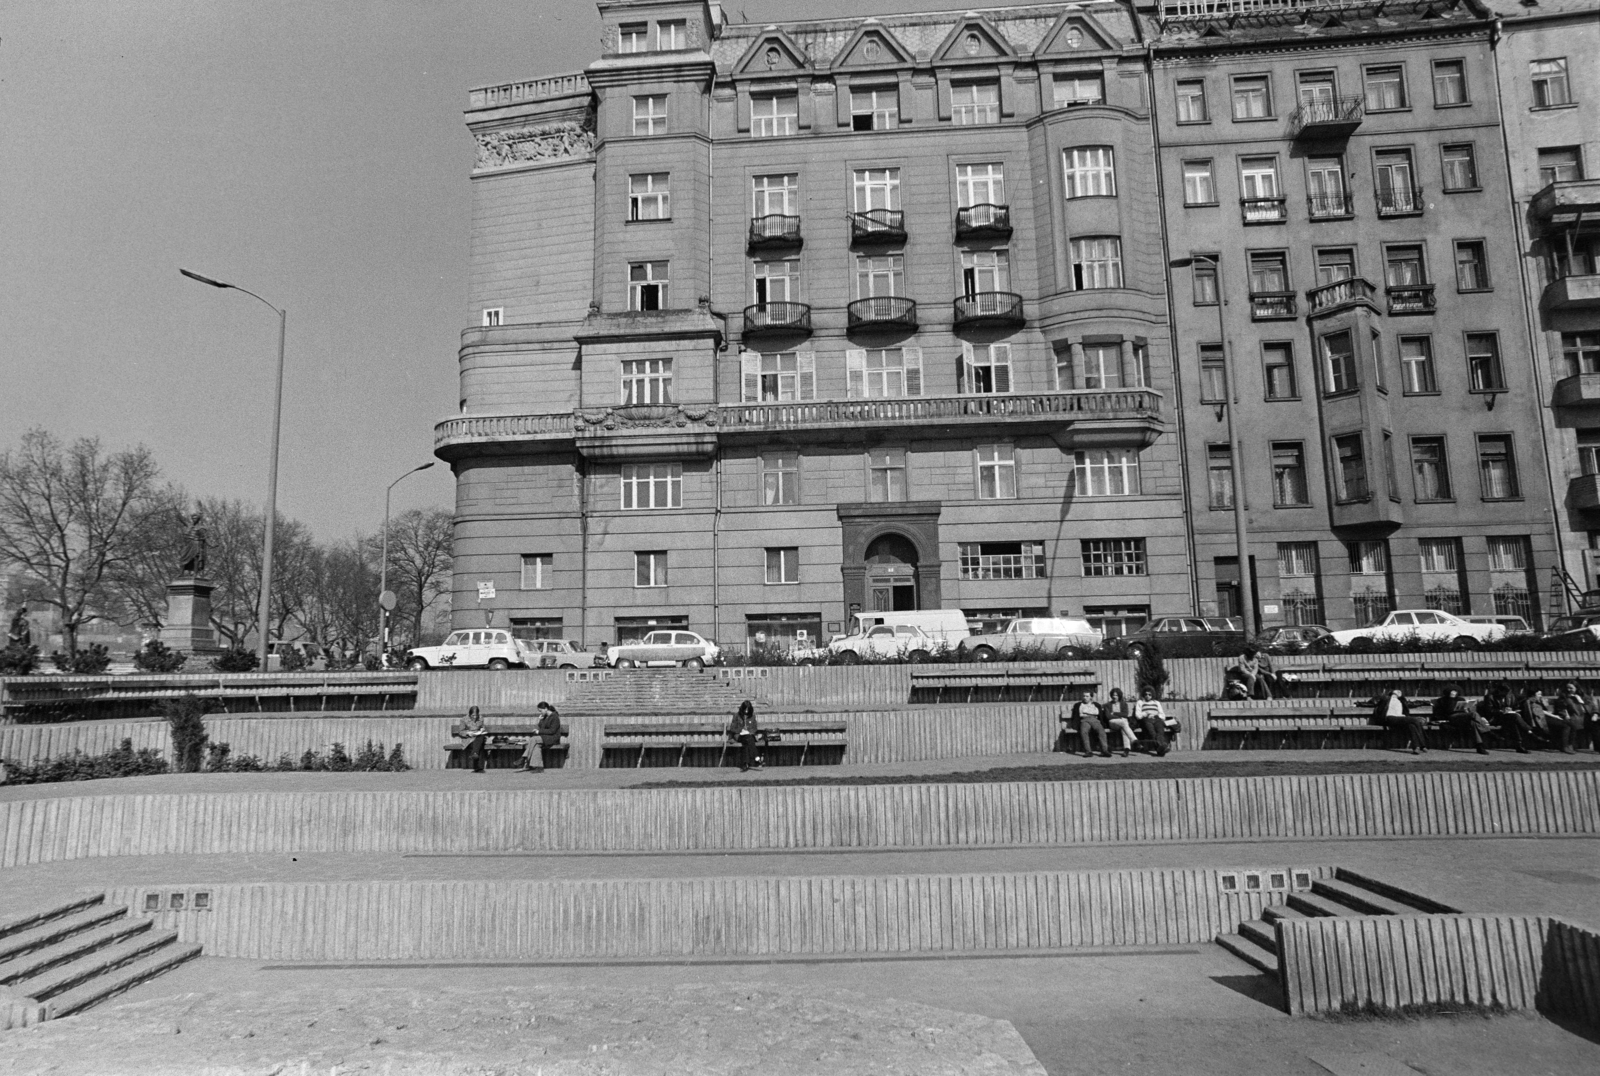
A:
1373 680 1598 756
1061 687 1180 759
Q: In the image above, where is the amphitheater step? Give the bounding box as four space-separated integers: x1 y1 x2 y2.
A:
1311 878 1418 917
1260 904 1306 925
1216 932 1277 975
0 903 131 965
0 894 106 942
1285 891 1353 918
1332 867 1459 914
0 917 153 988
45 943 203 1020
1237 918 1277 953
9 928 184 1003
559 670 761 716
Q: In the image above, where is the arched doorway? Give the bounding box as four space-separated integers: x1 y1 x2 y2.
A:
865 533 919 612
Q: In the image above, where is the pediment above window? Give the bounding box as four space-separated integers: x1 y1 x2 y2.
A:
830 23 915 70
731 30 811 76
930 17 1016 63
1036 12 1122 55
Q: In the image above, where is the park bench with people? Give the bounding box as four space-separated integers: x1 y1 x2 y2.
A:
600 719 847 767
443 721 570 769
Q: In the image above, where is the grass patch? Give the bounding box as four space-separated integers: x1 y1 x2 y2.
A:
1317 998 1513 1022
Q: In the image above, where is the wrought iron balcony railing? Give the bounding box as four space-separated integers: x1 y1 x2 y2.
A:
1307 192 1355 220
1376 186 1425 217
1249 291 1298 320
1288 94 1364 139
847 296 917 330
1240 197 1288 224
1385 284 1436 315
952 291 1024 327
742 302 812 337
747 214 802 250
954 204 1012 240
849 209 906 244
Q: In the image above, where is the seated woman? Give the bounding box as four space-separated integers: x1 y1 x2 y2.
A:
1432 683 1487 755
1105 688 1139 758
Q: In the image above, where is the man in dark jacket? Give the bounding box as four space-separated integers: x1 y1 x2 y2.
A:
1478 681 1531 754
1072 688 1111 758
456 706 488 773
1373 686 1428 754
519 701 563 772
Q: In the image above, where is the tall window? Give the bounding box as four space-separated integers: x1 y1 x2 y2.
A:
657 19 686 49
1239 156 1281 210
1332 433 1368 502
752 173 798 216
621 463 682 510
1263 342 1297 399
751 93 798 137
1466 332 1505 392
1420 539 1463 612
1321 331 1358 395
956 163 1005 210
1073 449 1140 496
1070 237 1123 289
867 448 907 502
1581 430 1600 476
1207 444 1234 510
1306 157 1346 217
976 444 1017 499
1477 435 1520 499
1488 536 1533 621
761 452 799 506
635 551 668 588
1278 542 1323 625
1531 58 1571 108
1199 344 1227 402
1082 539 1146 577
1232 74 1271 119
1441 144 1478 190
1454 241 1490 291
1297 73 1336 116
628 173 670 220
1364 65 1407 110
853 168 901 213
621 358 672 404
961 249 1010 295
1176 79 1208 122
1432 60 1466 106
618 22 648 53
632 94 667 135
1183 160 1215 205
1564 332 1600 376
752 260 796 305
1375 150 1418 213
520 553 553 590
1315 248 1355 286
628 262 668 310
1053 74 1104 108
1410 436 1452 501
1193 259 1219 305
765 547 799 585
1538 147 1582 186
1399 336 1437 394
962 342 1012 394
1064 147 1116 198
1350 541 1393 626
851 86 899 131
1080 344 1124 390
1249 250 1290 297
1350 541 1389 577
1272 442 1309 506
741 350 814 402
960 542 1047 580
1385 245 1426 287
951 82 999 124
482 308 502 327
854 254 903 298
848 347 921 398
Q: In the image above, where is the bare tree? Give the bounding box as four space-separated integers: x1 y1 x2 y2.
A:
105 485 191 631
303 537 379 655
0 430 162 655
383 507 454 648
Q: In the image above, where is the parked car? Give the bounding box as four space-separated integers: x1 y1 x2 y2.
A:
802 623 939 664
606 630 721 670
1544 611 1600 644
1258 624 1333 654
1116 616 1249 659
958 616 1102 662
1464 615 1533 635
843 609 971 646
405 629 530 671
265 640 327 672
1328 609 1507 650
521 638 601 669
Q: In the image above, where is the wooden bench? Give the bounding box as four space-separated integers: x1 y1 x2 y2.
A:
1204 706 1390 749
443 723 570 769
909 666 1099 705
600 720 848 768
3 674 418 723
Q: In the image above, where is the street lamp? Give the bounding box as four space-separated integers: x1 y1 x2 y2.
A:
1170 254 1257 636
379 462 436 660
180 268 287 668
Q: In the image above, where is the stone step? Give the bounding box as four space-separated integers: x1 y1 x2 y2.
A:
1216 932 1278 975
12 929 183 1003
1261 904 1306 925
1237 918 1277 953
0 918 153 988
1332 867 1460 914
45 943 203 1020
1286 891 1354 918
0 895 105 942
1312 878 1414 917
0 905 130 965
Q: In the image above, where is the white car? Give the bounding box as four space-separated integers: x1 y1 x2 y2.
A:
802 624 939 665
958 617 1102 662
605 630 721 670
522 638 602 669
1328 609 1507 650
405 629 529 670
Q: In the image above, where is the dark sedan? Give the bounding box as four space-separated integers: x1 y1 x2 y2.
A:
1116 616 1249 659
1258 624 1333 654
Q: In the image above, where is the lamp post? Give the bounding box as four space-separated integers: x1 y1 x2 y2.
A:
1171 254 1257 636
379 462 436 660
180 268 286 668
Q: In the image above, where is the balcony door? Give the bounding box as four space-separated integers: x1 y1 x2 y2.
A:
1298 75 1336 119
1307 158 1345 215
1375 151 1416 211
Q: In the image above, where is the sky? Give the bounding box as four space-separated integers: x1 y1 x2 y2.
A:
1 0 990 541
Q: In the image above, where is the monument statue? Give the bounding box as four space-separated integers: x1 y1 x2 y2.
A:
6 606 30 647
179 509 209 574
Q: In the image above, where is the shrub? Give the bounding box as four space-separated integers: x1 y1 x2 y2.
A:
272 752 298 771
327 741 353 771
158 693 212 773
0 641 40 676
1134 643 1170 700
132 639 187 673
362 653 382 671
1 738 168 784
211 647 259 672
387 743 410 771
205 741 265 772
50 644 111 674
278 646 308 672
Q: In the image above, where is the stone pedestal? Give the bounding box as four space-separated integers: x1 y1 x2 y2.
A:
160 575 224 657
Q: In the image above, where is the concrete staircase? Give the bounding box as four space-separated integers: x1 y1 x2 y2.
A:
559 669 763 716
1217 868 1460 976
0 894 201 1029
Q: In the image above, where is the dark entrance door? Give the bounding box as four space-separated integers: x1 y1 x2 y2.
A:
865 534 919 612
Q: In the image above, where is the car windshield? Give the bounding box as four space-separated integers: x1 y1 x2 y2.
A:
1551 617 1582 632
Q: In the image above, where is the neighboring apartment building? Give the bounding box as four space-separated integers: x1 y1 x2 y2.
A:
437 0 1196 648
1140 0 1561 628
1486 0 1600 594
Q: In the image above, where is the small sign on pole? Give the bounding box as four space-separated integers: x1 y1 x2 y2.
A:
477 581 496 601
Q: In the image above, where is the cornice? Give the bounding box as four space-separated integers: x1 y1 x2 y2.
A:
1150 20 1493 61
585 55 717 88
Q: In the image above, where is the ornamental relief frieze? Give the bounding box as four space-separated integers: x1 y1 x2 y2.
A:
474 113 595 172
577 404 718 430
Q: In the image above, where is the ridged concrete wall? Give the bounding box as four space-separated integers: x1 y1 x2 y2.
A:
1277 914 1600 1028
6 770 1597 867
108 867 1329 962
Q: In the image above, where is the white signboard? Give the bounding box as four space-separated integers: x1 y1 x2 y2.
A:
477 581 496 600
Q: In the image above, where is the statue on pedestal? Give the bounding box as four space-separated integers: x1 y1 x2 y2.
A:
6 606 30 648
179 509 209 575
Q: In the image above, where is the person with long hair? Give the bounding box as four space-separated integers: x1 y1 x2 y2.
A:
1432 683 1486 755
456 705 488 773
1105 688 1139 758
729 700 762 772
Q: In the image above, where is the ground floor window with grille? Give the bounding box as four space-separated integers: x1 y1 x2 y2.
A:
1419 538 1464 614
1277 542 1323 624
635 551 669 588
1081 538 1146 577
1347 540 1393 626
1073 449 1139 496
510 617 563 641
765 547 799 585
745 612 822 653
1487 535 1535 625
959 541 1046 580
1084 605 1149 637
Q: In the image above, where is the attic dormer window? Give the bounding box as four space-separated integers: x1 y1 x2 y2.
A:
618 22 648 54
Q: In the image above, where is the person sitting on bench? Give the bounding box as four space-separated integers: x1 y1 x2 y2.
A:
728 700 763 772
457 706 488 773
1072 688 1111 759
1477 680 1530 754
1552 682 1592 755
1432 683 1487 755
1105 688 1139 758
1223 647 1276 700
518 701 562 772
1133 687 1172 757
1373 686 1427 755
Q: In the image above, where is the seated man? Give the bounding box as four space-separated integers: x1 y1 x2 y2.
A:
1071 688 1111 759
1132 687 1172 757
455 706 489 773
1224 647 1275 700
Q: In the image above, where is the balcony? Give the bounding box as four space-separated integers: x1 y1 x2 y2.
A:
1307 192 1355 220
1306 278 1378 318
1385 284 1436 315
1570 473 1600 512
1531 178 1600 231
954 204 1013 240
1376 186 1425 218
952 291 1024 328
1544 273 1600 310
748 214 802 251
847 296 917 331
742 302 812 338
849 209 906 245
1240 197 1288 224
1553 372 1600 414
1288 95 1365 140
1249 291 1298 320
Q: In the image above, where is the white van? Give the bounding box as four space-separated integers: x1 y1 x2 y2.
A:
842 609 972 645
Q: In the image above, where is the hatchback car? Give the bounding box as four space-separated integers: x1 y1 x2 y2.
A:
605 630 721 669
405 629 529 670
521 638 602 669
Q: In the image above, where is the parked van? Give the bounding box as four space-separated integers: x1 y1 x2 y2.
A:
842 609 972 646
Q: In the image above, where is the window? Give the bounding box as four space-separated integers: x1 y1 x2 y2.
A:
1064 147 1116 198
1315 247 1356 286
848 346 921 398
1272 442 1309 506
960 542 1047 580
1350 540 1389 576
482 308 502 327
1249 251 1290 310
520 553 552 590
741 350 814 402
761 452 799 506
1538 147 1583 186
952 82 999 125
752 259 797 305
867 448 907 502
1079 343 1124 390
1240 156 1282 221
628 173 670 220
1333 433 1368 502
1555 235 1600 280
618 22 648 53
620 463 682 510
1183 160 1215 205
632 94 667 135
1074 449 1140 496
1277 542 1321 619
1531 58 1571 108
1385 245 1426 289
1410 436 1452 501
961 249 1011 295
851 86 899 131
1489 536 1533 622
621 358 672 405
1432 60 1466 106
1193 259 1219 305
753 173 798 216
1176 78 1208 122
1199 343 1227 403
1232 74 1271 119
956 163 1005 211
1207 444 1234 510
1070 237 1122 289
1053 73 1104 108
765 547 799 585
1564 332 1600 376
1580 430 1600 476
977 444 1017 499
1350 541 1393 625
1486 537 1528 573
1321 331 1358 395
1263 343 1297 399
1441 144 1478 190
1454 241 1489 291
657 19 686 50
751 93 798 137
1399 336 1437 394
1477 435 1519 499
1364 65 1407 111
1375 150 1419 214
635 551 668 588
854 254 903 298
1297 72 1337 116
1306 157 1347 217
853 168 901 213
628 261 668 310
962 342 1012 394
1419 538 1463 614
1081 539 1147 577
1466 332 1505 392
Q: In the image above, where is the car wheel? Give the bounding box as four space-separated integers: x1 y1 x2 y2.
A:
907 649 930 664
685 657 705 671
837 650 862 665
1056 645 1086 660
971 645 998 663
406 658 428 671
487 658 510 671
1348 637 1375 653
1452 635 1481 651
617 658 636 669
